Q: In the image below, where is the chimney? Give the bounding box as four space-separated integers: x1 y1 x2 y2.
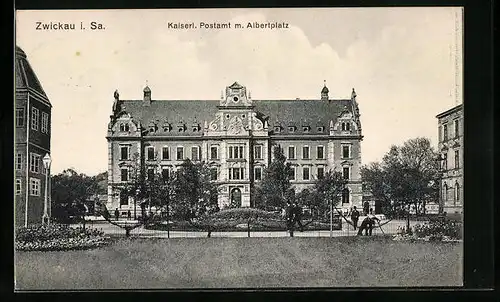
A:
143 85 151 106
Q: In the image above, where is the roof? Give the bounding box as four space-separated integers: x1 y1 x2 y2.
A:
321 85 329 94
118 98 355 136
15 46 50 102
436 104 462 118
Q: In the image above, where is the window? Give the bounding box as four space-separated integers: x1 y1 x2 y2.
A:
317 146 324 159
29 178 40 196
302 146 310 159
303 167 310 180
288 126 296 132
254 167 262 181
29 153 40 173
343 166 350 180
443 124 448 141
229 168 245 180
147 168 155 181
342 145 351 159
288 166 295 180
16 108 25 127
443 183 448 201
455 182 460 202
41 112 49 133
254 145 262 160
288 146 295 159
162 146 170 160
274 126 281 133
303 126 310 133
228 146 245 159
342 188 349 204
341 122 351 131
176 147 184 160
146 146 155 161
317 167 325 179
454 119 459 138
211 146 218 160
31 107 39 131
162 167 170 180
120 168 129 181
454 150 459 169
120 146 129 160
317 126 324 133
119 123 130 132
191 146 200 161
443 153 448 170
16 179 22 195
16 153 22 170
210 168 218 181
120 191 128 206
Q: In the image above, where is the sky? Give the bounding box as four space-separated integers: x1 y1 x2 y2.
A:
15 8 463 176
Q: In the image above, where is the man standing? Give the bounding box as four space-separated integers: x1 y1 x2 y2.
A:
114 208 119 221
292 203 304 232
350 206 360 230
366 208 380 236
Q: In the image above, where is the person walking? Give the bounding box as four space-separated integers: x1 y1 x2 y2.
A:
114 208 119 221
350 206 360 230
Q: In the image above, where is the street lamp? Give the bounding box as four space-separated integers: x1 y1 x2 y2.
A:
42 153 52 225
435 154 444 215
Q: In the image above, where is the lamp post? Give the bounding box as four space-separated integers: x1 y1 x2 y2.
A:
42 153 51 225
435 154 444 215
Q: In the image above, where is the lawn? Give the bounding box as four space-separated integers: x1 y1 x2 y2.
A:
15 236 462 289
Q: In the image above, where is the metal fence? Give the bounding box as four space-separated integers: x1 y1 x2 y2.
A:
79 215 431 238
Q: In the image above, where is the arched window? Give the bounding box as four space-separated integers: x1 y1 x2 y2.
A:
119 123 125 131
342 188 350 204
443 183 448 203
455 182 460 203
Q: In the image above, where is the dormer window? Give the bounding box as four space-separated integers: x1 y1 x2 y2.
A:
274 126 282 133
288 126 296 132
317 126 324 133
303 126 310 133
119 123 130 132
178 124 185 132
192 124 200 132
162 123 171 132
341 122 351 131
148 122 157 133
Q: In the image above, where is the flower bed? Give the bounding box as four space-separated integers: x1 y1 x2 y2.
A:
393 218 462 242
16 224 110 251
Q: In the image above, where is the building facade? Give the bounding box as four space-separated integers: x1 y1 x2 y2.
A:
15 46 52 227
106 82 363 215
436 104 463 214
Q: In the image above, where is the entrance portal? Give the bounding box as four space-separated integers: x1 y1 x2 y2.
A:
230 188 242 207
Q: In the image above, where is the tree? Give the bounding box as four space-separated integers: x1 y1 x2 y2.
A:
172 159 218 220
51 169 99 227
255 146 293 210
361 137 440 231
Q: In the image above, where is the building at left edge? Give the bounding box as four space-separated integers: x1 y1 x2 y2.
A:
15 46 52 227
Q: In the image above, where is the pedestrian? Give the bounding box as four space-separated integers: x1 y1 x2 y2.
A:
127 210 131 220
350 206 360 230
292 203 304 232
114 208 119 221
366 208 380 236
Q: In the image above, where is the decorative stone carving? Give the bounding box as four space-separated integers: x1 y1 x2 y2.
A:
228 116 245 135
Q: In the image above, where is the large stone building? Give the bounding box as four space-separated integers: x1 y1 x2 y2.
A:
106 82 363 216
15 46 52 227
436 104 463 214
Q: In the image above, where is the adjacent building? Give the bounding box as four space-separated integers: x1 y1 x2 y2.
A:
15 46 52 227
436 104 463 214
106 82 363 215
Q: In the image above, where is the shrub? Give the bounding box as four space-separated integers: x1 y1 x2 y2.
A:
413 219 462 241
16 224 110 251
